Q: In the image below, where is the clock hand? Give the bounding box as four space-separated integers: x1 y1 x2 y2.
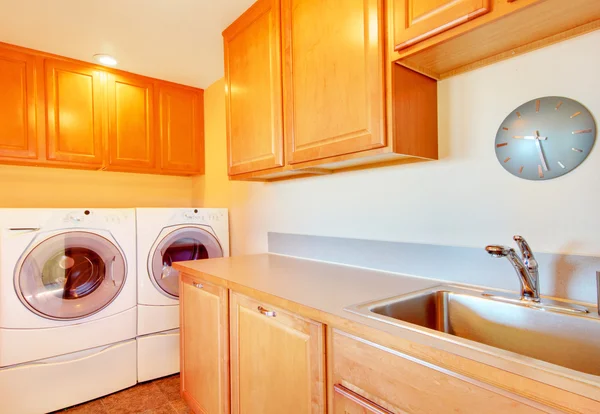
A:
535 130 549 172
512 135 548 140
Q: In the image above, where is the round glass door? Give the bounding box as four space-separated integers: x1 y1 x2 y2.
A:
15 231 127 320
149 226 223 298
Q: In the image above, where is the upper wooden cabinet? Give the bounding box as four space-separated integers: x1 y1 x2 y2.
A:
45 59 104 167
393 0 491 51
0 42 204 176
283 0 386 164
223 0 284 175
230 292 326 414
392 0 600 79
157 84 205 174
0 48 39 162
180 274 229 414
224 0 438 181
106 73 155 172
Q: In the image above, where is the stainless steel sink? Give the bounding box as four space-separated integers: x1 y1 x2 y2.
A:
346 286 600 376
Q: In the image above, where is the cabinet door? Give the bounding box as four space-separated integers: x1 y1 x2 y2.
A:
45 59 103 166
223 0 284 175
106 73 155 171
0 48 38 161
283 0 386 164
157 84 204 174
333 385 393 414
180 274 229 414
230 292 326 414
393 0 491 51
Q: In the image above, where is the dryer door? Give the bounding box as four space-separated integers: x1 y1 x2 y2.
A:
15 231 127 320
149 226 223 298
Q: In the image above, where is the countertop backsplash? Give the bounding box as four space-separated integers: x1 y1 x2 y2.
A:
268 232 600 304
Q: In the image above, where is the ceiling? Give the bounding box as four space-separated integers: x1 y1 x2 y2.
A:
0 0 255 88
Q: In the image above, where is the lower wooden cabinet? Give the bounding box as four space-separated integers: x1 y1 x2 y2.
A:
333 385 393 414
331 329 546 414
179 279 598 414
180 274 229 414
229 292 326 414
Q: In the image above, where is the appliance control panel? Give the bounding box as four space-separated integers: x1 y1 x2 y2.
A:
182 209 225 223
62 210 124 225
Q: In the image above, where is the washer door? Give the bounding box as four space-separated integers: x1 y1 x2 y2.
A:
15 231 127 320
149 226 223 298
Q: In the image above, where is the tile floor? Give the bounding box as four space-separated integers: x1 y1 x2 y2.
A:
53 374 190 414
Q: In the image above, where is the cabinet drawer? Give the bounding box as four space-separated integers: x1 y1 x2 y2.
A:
393 0 491 51
333 384 393 414
332 330 548 414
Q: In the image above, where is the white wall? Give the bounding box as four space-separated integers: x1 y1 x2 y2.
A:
201 31 600 258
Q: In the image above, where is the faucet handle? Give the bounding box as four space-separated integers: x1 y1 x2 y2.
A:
513 235 537 267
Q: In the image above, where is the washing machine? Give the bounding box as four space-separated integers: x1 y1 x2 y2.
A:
0 209 137 414
136 208 228 381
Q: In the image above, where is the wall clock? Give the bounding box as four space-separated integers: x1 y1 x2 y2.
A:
494 96 596 180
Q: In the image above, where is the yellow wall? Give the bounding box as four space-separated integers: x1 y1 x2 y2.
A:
197 78 269 255
0 165 196 208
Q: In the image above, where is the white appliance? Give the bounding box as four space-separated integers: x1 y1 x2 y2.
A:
0 209 137 414
136 208 229 382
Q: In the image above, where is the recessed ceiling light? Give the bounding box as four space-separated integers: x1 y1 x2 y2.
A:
93 54 118 66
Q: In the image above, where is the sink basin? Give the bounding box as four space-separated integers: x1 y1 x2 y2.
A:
346 286 600 376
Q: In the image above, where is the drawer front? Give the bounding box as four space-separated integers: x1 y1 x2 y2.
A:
333 384 394 414
393 0 491 51
332 330 548 414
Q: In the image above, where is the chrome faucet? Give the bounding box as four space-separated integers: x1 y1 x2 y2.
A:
486 236 540 302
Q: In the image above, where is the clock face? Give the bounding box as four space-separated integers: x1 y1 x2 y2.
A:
494 96 596 181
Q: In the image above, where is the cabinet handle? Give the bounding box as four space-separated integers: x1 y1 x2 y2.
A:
257 306 277 317
334 385 394 414
193 283 204 289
